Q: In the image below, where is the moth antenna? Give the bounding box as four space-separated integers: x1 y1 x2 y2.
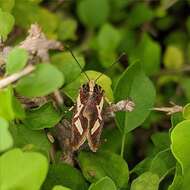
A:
65 45 90 81
95 52 126 82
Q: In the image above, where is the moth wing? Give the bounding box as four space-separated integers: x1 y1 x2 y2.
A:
87 119 104 152
71 114 88 151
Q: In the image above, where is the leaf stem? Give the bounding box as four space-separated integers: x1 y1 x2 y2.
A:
120 133 126 158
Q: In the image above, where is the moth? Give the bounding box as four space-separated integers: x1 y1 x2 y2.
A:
71 80 105 152
67 48 125 152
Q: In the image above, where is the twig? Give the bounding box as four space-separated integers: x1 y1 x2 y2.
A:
0 65 35 89
152 102 183 115
52 90 64 107
19 24 63 61
104 99 135 118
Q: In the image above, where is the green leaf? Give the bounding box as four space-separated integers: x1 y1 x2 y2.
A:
128 3 154 28
0 87 14 120
180 77 190 101
58 18 77 41
171 120 190 174
89 177 117 190
168 163 183 190
100 127 127 153
131 157 153 176
77 0 110 28
42 163 88 190
149 149 176 180
0 148 48 190
131 34 161 75
78 151 129 189
63 70 113 102
52 186 71 190
0 9 14 40
163 46 184 70
51 52 85 84
13 0 58 35
114 62 156 133
6 47 29 74
0 117 13 152
97 23 121 67
16 64 64 97
9 124 51 158
182 103 190 120
97 23 121 52
0 0 15 12
151 132 170 152
130 172 159 190
0 86 24 121
171 112 183 129
23 102 61 130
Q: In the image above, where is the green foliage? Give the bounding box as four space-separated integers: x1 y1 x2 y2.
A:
77 0 110 28
0 117 13 152
0 0 15 12
0 86 24 121
10 124 51 158
131 34 161 75
23 102 61 130
130 172 159 190
42 163 88 190
51 52 85 84
0 9 14 40
96 23 121 67
171 120 190 173
0 148 48 190
89 177 117 190
16 64 64 97
0 0 190 189
182 103 190 119
114 62 156 133
163 46 184 69
127 3 154 28
57 18 77 41
6 47 28 74
52 186 71 190
78 151 129 189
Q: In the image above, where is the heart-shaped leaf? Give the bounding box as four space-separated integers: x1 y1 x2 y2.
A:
0 148 48 190
114 62 156 133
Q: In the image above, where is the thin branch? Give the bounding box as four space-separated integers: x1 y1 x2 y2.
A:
153 102 183 115
20 24 63 62
0 65 35 89
104 99 135 118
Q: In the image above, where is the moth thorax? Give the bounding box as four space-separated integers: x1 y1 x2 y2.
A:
89 80 95 95
82 103 96 121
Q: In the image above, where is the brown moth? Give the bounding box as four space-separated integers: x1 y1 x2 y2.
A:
71 80 104 152
66 47 124 152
